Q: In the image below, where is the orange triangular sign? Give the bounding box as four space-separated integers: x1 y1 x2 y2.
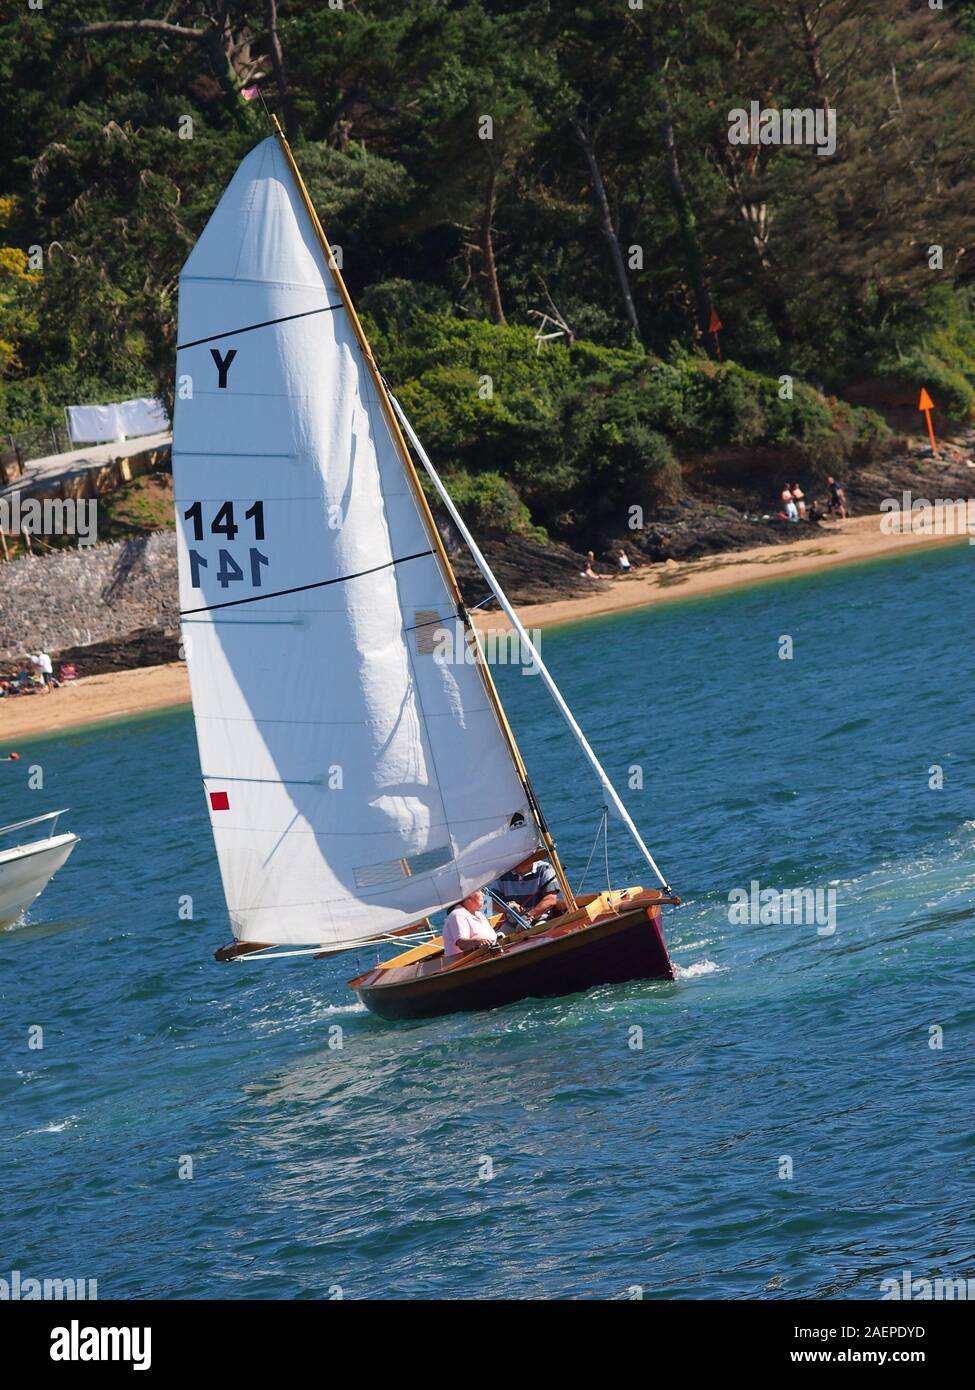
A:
918 387 934 411
709 308 722 333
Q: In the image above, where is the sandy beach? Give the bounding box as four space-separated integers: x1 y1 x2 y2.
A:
1 662 189 743
478 512 971 632
2 512 968 741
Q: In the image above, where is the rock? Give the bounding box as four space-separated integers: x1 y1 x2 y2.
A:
0 533 179 661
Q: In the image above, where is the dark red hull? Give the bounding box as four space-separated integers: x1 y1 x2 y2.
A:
350 901 675 1021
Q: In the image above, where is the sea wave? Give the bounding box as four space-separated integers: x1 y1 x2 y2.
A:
676 959 720 979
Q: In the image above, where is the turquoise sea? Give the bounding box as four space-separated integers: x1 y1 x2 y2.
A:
2 543 973 1299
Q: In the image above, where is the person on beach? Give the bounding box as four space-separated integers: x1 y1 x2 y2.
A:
617 548 632 574
791 484 806 520
442 888 498 960
491 854 561 927
780 487 799 522
826 476 847 519
30 652 56 691
582 549 610 579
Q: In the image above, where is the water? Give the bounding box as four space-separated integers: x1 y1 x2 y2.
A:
2 544 973 1299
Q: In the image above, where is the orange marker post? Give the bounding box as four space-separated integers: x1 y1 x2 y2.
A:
709 308 723 361
918 387 938 457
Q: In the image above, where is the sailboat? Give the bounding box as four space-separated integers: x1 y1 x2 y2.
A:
173 117 679 1021
0 810 78 929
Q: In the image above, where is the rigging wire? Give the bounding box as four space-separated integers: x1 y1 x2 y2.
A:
604 806 612 893
578 807 609 894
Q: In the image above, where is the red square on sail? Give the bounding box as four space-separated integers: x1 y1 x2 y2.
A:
210 790 230 811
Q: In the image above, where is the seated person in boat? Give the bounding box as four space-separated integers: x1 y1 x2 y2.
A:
491 855 561 926
442 889 498 961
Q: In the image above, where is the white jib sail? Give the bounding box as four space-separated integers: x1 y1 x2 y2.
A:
173 136 538 946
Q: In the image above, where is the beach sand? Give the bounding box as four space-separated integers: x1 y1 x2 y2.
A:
2 512 967 741
1 662 189 743
476 513 970 632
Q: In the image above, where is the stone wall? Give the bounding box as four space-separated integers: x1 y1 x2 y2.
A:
0 531 179 659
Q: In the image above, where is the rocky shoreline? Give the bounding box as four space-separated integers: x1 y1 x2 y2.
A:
452 431 975 606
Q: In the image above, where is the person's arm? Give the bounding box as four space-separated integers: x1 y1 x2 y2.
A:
517 868 561 923
454 935 487 954
524 892 558 922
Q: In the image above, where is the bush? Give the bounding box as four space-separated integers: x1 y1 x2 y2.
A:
876 348 975 421
0 363 153 433
438 469 542 538
859 286 975 422
850 405 892 454
361 279 452 336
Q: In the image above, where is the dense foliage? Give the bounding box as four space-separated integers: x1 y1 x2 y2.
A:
1 0 972 535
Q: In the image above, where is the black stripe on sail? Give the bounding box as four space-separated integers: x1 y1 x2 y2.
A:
180 550 434 616
176 304 340 351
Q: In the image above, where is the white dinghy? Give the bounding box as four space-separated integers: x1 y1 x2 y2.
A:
0 811 79 928
173 117 679 1019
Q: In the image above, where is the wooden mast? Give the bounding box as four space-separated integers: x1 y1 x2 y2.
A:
270 117 577 911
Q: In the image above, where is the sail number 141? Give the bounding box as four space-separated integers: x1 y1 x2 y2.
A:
183 499 269 590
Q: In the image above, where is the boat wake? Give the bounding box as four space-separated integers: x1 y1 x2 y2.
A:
1 915 83 942
676 959 719 979
822 820 975 918
24 1115 79 1136
248 996 367 1036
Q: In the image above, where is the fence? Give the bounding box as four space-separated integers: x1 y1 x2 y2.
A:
2 423 73 473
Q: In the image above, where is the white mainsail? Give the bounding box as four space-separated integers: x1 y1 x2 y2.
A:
173 136 538 947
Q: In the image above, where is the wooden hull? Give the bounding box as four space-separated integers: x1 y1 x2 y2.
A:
349 892 675 1021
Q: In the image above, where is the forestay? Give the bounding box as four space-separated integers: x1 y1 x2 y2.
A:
173 136 537 947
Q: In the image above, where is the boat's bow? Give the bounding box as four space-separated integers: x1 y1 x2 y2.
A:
0 812 79 928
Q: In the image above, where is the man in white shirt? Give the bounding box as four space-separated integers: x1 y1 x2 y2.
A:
442 888 498 961
31 652 56 691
